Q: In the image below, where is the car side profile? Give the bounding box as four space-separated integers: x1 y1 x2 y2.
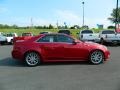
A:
12 33 110 67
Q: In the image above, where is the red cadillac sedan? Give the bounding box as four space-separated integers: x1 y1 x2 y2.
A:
12 33 110 66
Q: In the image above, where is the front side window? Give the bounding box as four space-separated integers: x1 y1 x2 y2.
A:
37 35 54 42
56 35 74 43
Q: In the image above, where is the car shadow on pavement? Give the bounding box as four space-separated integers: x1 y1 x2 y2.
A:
0 57 25 67
0 57 92 67
40 61 91 66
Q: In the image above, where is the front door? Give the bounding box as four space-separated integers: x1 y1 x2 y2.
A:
56 35 89 60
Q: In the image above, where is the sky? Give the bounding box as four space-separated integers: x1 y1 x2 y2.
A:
0 0 119 28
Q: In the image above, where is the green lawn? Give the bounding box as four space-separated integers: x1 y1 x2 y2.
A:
0 28 103 38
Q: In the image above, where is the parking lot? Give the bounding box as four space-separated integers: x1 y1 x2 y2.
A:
0 45 120 90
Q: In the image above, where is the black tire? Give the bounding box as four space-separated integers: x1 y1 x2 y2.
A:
90 50 104 65
25 52 41 67
10 39 13 44
100 38 104 45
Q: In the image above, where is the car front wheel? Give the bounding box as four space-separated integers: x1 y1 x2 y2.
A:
25 52 40 67
90 50 104 65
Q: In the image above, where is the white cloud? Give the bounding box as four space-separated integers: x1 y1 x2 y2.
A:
55 10 82 26
85 18 114 28
55 10 112 28
1 10 113 28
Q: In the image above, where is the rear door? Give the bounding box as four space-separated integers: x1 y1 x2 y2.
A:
37 35 63 60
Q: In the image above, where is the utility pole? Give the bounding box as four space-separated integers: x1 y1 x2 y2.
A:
82 1 85 27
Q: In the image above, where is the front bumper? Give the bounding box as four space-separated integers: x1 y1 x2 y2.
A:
104 50 110 61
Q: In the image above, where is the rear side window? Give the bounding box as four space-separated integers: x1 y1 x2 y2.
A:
81 30 93 34
37 35 55 42
102 30 115 34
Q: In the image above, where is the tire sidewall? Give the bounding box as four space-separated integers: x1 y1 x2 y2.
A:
25 52 40 67
90 50 104 65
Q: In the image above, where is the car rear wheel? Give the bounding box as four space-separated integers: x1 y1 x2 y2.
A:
25 52 40 67
90 50 104 65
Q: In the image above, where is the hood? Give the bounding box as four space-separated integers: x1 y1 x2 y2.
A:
83 41 107 50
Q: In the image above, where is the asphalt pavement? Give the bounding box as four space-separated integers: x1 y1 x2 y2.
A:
0 45 120 90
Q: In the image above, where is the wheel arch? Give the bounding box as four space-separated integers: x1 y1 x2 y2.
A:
89 49 105 60
24 50 43 62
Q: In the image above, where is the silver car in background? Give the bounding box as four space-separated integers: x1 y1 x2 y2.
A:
0 34 7 45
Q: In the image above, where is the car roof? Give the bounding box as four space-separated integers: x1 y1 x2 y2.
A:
40 33 69 36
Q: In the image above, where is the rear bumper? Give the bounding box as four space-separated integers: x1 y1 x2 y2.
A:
12 50 24 61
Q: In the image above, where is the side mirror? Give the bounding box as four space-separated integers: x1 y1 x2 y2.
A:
72 40 80 45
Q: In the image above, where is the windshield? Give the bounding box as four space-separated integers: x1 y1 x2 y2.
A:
81 30 93 34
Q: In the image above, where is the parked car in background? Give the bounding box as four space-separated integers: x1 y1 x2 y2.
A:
13 32 33 43
99 30 120 45
39 31 51 34
6 33 17 44
0 32 4 35
58 29 71 35
12 33 110 67
79 30 100 43
0 34 7 45
21 32 33 36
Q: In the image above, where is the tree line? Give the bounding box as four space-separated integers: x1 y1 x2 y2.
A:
0 24 83 29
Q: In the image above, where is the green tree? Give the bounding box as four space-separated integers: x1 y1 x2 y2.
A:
48 24 54 29
108 7 120 24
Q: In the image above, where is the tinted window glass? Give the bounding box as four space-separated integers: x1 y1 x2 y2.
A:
81 30 93 34
40 32 49 34
58 30 71 35
102 30 115 34
37 35 54 42
56 35 73 43
6 34 14 37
